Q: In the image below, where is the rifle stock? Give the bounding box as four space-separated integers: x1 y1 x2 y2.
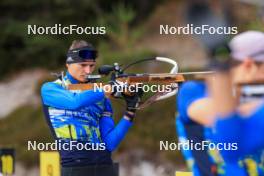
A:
68 74 185 91
68 83 112 97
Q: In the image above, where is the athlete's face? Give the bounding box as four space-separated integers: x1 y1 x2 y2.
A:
231 58 264 84
67 61 96 82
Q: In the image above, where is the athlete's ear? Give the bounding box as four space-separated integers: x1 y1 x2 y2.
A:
66 63 69 68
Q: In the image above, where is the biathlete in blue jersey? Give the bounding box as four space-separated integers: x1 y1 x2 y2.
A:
41 40 143 176
207 31 264 175
176 31 264 176
176 81 226 176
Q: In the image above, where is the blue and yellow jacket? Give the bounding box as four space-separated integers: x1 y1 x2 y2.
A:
176 81 264 176
214 103 264 176
41 72 132 167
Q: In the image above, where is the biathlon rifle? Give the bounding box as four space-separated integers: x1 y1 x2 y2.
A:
67 57 213 109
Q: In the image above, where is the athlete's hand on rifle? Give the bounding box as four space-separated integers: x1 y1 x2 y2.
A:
123 87 144 113
109 80 128 98
122 88 143 122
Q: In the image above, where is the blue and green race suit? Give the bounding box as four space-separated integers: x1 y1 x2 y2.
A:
41 72 132 167
176 81 264 176
213 102 264 176
176 81 221 176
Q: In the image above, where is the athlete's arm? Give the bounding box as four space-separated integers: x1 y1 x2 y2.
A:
41 82 104 110
99 98 132 152
188 98 215 126
178 81 215 126
207 73 237 118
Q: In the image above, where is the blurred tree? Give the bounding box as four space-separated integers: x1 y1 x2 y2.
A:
98 3 144 52
0 0 164 79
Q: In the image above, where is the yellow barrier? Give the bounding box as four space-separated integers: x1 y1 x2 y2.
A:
175 171 193 176
0 148 15 175
40 151 60 176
